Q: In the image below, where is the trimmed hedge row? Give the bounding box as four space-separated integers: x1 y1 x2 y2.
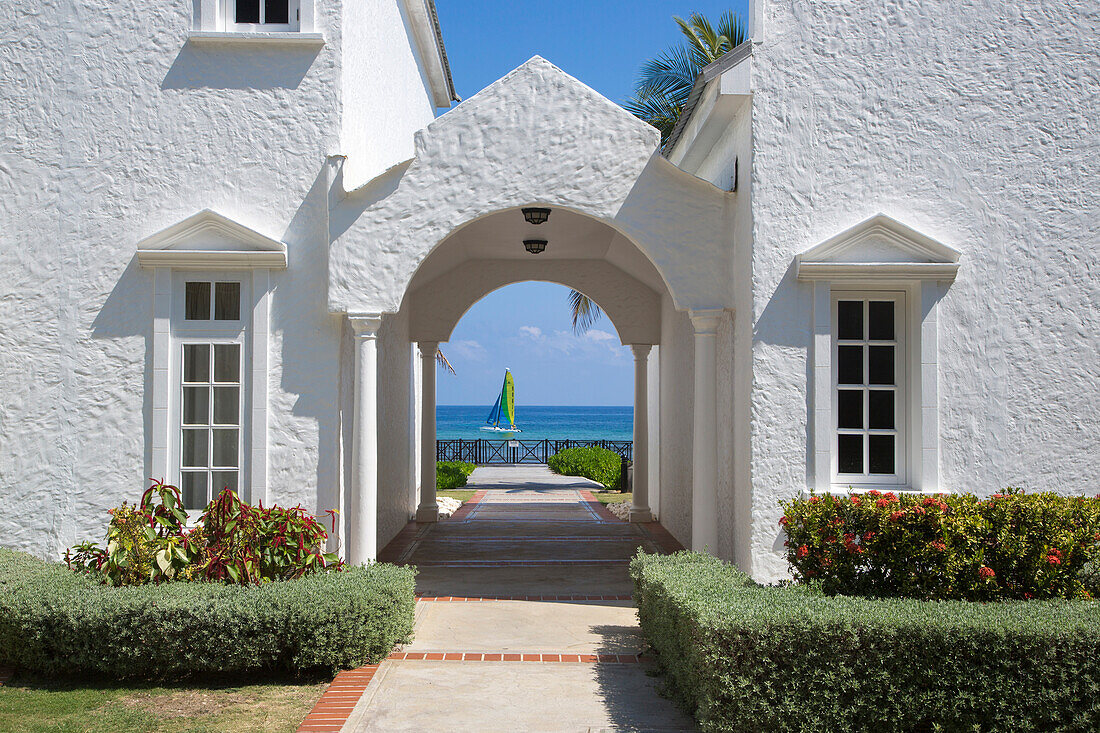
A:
0 547 415 679
631 551 1100 733
547 446 622 491
437 460 476 490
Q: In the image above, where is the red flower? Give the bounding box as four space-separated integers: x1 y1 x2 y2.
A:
889 511 906 522
979 566 996 579
929 540 946 552
867 490 882 497
876 498 891 508
923 496 935 507
862 531 876 542
910 506 927 516
809 496 821 504
1048 548 1063 558
778 516 789 527
1024 592 1034 600
850 495 862 505
1047 555 1062 566
797 544 809 558
883 492 898 502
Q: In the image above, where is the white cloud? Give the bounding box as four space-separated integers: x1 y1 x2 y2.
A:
518 325 543 339
448 339 487 362
512 326 625 362
584 329 616 343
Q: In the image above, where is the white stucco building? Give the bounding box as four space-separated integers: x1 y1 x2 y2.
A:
2 0 1096 581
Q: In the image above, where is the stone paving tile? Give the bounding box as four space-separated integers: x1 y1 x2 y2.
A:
302 470 695 733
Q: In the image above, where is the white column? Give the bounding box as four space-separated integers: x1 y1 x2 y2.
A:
629 344 653 522
690 309 723 554
349 314 383 565
416 341 440 522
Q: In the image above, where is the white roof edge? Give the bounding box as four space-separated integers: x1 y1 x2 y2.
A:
664 41 753 158
401 0 459 107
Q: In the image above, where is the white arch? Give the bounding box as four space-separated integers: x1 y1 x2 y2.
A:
328 56 734 317
407 259 661 344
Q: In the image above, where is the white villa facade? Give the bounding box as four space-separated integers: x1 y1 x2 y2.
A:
1 0 1096 581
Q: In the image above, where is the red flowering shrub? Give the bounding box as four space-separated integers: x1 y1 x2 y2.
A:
780 488 1100 600
67 479 342 586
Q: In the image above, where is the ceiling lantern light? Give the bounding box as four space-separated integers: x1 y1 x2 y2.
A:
523 239 547 255
522 207 551 225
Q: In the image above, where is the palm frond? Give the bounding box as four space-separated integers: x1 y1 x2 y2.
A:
435 348 456 375
633 45 697 102
569 289 603 334
622 10 748 147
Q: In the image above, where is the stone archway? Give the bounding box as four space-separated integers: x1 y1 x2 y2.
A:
328 57 734 564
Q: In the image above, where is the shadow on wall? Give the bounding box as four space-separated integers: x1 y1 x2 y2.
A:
90 256 155 483
162 44 320 90
277 166 340 520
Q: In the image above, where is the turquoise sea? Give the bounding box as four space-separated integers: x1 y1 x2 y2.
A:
437 405 633 442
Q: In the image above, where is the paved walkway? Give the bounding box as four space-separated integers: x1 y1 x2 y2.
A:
303 466 695 733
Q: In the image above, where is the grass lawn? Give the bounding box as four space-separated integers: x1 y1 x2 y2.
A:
0 675 326 733
437 489 475 502
590 491 631 505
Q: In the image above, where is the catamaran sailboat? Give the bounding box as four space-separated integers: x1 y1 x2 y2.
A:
480 369 521 433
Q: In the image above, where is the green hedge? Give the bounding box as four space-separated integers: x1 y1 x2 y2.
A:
0 547 415 679
631 551 1100 733
547 447 622 491
781 489 1100 600
437 461 476 490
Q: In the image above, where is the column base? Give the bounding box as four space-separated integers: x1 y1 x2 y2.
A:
628 506 653 523
415 504 440 522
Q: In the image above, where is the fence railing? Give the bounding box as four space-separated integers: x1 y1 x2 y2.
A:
436 439 633 465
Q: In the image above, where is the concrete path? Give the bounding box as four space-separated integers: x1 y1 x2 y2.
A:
340 466 695 732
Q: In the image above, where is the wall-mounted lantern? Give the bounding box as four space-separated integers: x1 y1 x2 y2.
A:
522 207 551 225
523 239 547 255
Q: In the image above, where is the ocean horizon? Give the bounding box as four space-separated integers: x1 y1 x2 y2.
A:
437 404 633 442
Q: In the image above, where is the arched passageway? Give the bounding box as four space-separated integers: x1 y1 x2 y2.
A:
327 57 737 567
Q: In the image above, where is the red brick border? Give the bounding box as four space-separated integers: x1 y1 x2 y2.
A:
417 594 632 602
447 489 487 521
638 521 686 553
387 651 644 663
297 665 380 733
0 668 13 686
578 490 624 522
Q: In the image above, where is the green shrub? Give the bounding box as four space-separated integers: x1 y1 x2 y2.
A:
0 547 415 679
67 481 342 586
437 461 476 490
631 551 1100 733
547 447 622 491
780 489 1100 600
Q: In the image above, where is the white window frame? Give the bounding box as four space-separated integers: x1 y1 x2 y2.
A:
224 0 301 32
830 291 907 487
173 275 249 509
171 273 250 508
139 210 284 511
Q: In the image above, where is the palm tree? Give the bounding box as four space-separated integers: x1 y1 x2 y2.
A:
566 12 746 334
623 11 747 145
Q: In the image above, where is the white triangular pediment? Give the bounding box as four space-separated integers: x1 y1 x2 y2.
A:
796 214 960 282
137 210 287 269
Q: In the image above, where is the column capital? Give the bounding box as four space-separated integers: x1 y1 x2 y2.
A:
689 308 725 335
348 312 384 339
630 344 653 361
418 340 440 358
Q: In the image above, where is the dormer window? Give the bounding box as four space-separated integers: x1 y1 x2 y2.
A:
227 0 300 31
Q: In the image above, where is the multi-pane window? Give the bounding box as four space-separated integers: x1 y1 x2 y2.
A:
180 343 242 509
177 279 246 510
229 0 298 28
185 281 240 321
833 294 904 483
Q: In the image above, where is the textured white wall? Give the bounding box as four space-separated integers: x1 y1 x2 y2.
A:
0 0 430 560
746 0 1100 580
340 0 438 188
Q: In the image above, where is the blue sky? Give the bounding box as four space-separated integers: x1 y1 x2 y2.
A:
432 1 748 407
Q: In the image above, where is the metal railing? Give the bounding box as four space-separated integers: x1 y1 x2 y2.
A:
436 439 633 465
